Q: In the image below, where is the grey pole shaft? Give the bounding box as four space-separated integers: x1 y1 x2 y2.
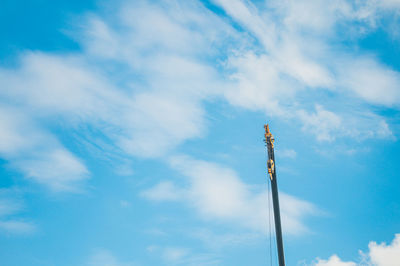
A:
270 159 285 266
265 126 285 266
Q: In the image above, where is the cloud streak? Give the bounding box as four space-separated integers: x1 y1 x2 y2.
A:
142 155 318 235
0 189 35 235
0 105 88 191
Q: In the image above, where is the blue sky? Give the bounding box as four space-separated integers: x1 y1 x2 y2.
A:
1 0 400 265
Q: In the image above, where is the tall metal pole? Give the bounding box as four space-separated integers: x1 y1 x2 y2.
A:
264 124 285 266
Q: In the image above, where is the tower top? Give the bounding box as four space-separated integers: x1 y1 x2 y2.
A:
264 124 270 133
264 124 274 147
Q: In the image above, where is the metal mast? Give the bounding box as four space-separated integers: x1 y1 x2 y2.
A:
264 124 285 266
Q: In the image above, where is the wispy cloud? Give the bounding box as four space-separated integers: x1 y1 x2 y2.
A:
277 149 297 159
85 249 137 266
142 155 319 235
0 189 35 235
0 220 35 235
162 247 189 263
190 228 261 249
147 245 220 265
0 105 88 192
140 181 183 201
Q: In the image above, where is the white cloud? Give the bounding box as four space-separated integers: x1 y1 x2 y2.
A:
298 106 394 142
298 105 342 142
0 0 397 198
83 0 235 61
311 234 400 266
362 0 400 16
338 57 400 107
0 4 223 186
0 106 89 192
215 0 398 139
0 220 36 235
162 247 188 262
141 181 183 201
368 234 400 266
0 197 21 217
269 0 354 32
0 0 230 161
15 149 89 191
0 190 35 235
119 200 131 208
0 106 43 156
216 0 278 50
314 255 356 266
190 228 260 249
118 92 206 158
86 250 136 266
223 52 296 116
143 155 318 235
379 0 400 8
278 149 297 159
0 53 124 119
76 2 233 159
0 0 397 195
147 245 219 265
